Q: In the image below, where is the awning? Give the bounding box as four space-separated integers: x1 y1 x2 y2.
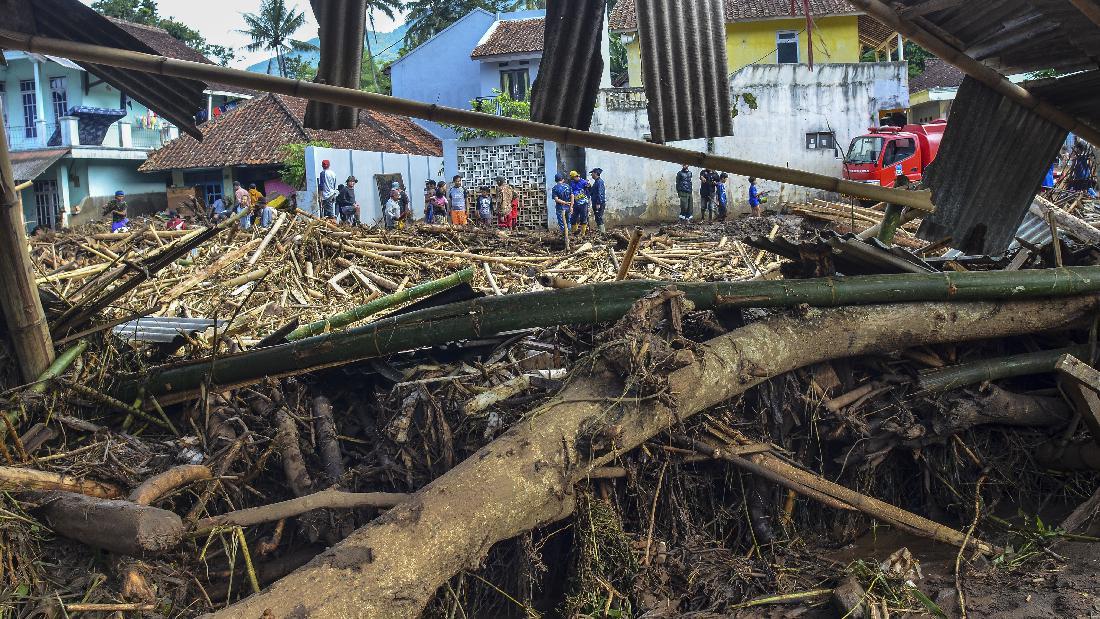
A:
10 148 70 183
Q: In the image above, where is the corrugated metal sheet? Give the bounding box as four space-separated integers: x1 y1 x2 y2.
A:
0 0 207 139
1025 71 1100 133
745 232 937 276
305 0 366 131
113 317 221 344
531 0 606 131
916 78 1068 256
889 0 1099 75
635 0 733 143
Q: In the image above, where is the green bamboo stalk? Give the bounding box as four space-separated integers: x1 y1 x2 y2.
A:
287 268 474 341
114 267 1100 404
29 340 88 394
919 345 1089 393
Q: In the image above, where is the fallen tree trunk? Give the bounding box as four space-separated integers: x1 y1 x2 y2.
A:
207 296 1099 618
0 466 123 498
118 267 1100 404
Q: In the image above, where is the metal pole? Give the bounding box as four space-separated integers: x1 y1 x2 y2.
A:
0 122 56 382
846 0 1100 147
0 29 936 212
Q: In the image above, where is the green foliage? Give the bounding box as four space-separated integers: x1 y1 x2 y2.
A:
861 41 933 79
91 0 235 65
284 56 318 81
609 33 629 84
280 141 331 190
239 0 319 78
442 89 531 142
563 494 637 618
361 52 393 94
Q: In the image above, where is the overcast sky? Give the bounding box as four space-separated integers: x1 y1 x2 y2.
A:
78 0 405 68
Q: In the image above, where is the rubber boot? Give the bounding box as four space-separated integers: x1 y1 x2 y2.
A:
580 224 588 236
570 224 579 235
598 223 606 233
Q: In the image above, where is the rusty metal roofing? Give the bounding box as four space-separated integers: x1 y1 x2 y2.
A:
532 3 601 131
305 0 365 131
635 0 733 143
0 0 210 139
917 78 1068 256
610 0 859 31
471 18 546 59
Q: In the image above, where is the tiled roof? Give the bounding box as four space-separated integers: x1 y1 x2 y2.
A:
106 17 255 96
909 58 966 93
610 0 860 32
471 18 545 59
139 94 442 172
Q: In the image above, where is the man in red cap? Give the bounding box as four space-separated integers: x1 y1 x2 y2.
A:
319 159 338 219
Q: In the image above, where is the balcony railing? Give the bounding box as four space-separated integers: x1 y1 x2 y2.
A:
131 125 172 150
4 123 59 151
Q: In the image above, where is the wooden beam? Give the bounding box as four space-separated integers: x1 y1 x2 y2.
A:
897 0 965 18
0 29 936 213
1055 354 1100 447
1068 0 1100 28
846 0 1100 147
0 121 55 381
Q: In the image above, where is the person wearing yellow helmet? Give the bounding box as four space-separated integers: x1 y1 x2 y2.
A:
568 170 591 235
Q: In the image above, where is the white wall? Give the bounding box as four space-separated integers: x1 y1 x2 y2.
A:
303 146 444 224
588 62 909 224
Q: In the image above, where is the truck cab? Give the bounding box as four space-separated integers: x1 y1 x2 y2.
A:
843 121 946 188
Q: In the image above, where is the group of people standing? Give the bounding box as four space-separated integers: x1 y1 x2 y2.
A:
423 175 520 229
675 166 763 222
207 181 277 229
552 168 607 236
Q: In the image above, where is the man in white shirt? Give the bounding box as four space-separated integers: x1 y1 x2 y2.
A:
319 159 338 219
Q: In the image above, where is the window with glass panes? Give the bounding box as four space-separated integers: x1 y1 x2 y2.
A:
50 77 68 119
20 80 37 138
777 31 799 64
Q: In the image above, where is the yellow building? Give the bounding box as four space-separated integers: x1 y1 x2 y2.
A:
610 0 897 87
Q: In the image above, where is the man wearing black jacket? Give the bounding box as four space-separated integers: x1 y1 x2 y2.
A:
336 176 360 226
676 165 693 222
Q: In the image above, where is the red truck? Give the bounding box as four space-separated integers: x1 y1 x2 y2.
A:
842 120 947 187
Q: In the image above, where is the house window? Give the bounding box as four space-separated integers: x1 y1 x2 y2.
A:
50 77 68 119
20 80 37 138
500 68 530 100
777 31 799 64
33 179 61 230
0 83 7 127
184 172 224 207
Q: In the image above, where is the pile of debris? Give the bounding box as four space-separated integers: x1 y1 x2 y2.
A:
4 200 1100 618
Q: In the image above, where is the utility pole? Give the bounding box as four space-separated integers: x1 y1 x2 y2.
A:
0 121 56 382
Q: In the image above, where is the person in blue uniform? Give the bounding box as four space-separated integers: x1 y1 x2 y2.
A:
552 173 573 232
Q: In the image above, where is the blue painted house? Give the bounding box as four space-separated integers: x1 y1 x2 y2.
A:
1 18 252 231
390 9 551 139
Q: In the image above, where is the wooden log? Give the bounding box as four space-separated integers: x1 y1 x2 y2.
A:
37 491 184 556
616 228 643 281
0 121 54 381
246 212 287 266
0 466 123 498
463 375 532 416
161 238 262 304
1055 354 1100 447
206 296 1090 617
1032 197 1100 245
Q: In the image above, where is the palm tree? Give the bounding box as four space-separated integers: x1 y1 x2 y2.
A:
239 0 319 77
404 0 506 50
364 0 404 92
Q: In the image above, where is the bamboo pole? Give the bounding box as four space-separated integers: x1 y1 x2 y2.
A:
0 29 935 211
29 340 87 394
846 0 1100 147
919 345 1089 393
287 268 474 341
617 228 643 281
0 120 55 381
0 465 123 498
114 267 1100 404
